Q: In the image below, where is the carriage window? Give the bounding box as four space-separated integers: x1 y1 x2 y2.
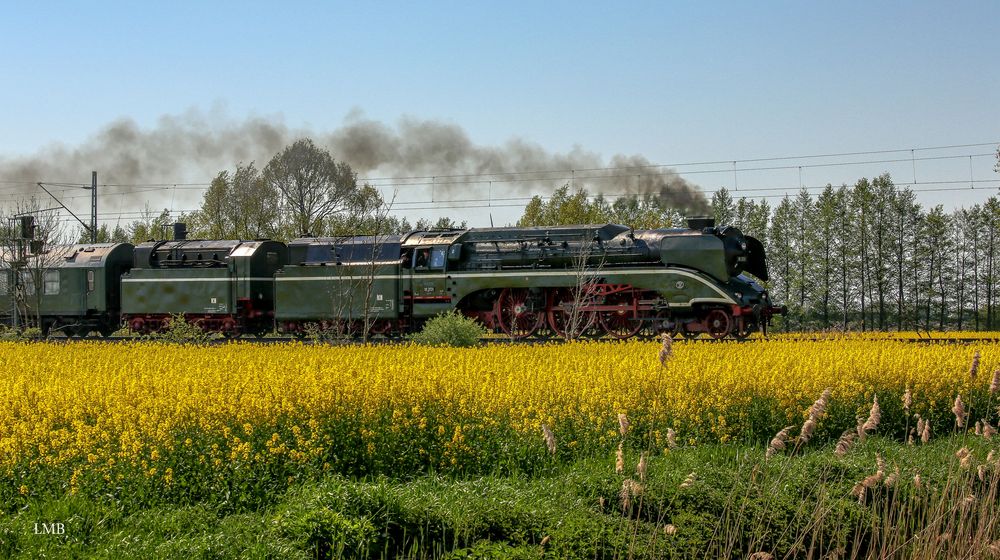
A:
87 270 95 292
0 273 7 294
43 270 60 295
430 247 446 270
19 271 35 296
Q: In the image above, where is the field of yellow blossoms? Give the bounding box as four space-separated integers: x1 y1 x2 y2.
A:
2 337 998 509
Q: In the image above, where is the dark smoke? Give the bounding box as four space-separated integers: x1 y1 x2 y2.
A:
328 114 709 214
0 109 296 209
0 110 709 214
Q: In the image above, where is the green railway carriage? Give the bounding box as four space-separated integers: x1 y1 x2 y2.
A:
275 219 783 340
121 234 287 336
1 243 134 336
275 236 403 335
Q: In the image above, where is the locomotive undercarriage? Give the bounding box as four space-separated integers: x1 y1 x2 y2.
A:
475 284 766 341
124 299 273 338
278 283 777 341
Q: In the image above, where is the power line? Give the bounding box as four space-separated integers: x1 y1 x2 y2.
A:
39 178 1000 224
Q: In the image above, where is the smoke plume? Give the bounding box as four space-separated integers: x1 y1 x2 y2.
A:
0 109 709 214
327 114 709 213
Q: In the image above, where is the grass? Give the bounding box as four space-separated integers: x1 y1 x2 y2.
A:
3 435 998 559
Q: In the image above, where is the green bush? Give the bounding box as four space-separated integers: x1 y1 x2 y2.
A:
411 311 487 347
0 326 43 341
146 314 213 344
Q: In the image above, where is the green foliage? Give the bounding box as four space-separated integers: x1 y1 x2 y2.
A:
187 162 280 241
263 138 358 238
4 438 1000 558
273 507 377 559
411 311 487 347
0 326 43 341
145 314 212 344
111 325 139 338
301 321 350 342
518 184 684 229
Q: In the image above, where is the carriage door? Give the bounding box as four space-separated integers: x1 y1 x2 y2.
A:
410 246 451 314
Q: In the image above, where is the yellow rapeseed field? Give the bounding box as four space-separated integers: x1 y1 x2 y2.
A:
1 337 997 505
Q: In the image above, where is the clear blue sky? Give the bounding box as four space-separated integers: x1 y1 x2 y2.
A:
1 1 997 225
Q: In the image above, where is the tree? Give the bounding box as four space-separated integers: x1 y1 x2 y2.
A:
711 188 735 225
0 198 66 330
192 162 280 240
516 185 606 226
921 206 952 330
984 198 1000 329
127 206 176 244
869 174 895 330
833 185 855 330
791 189 815 326
328 185 412 236
263 139 358 237
813 185 839 328
768 197 795 330
414 217 468 230
75 224 129 244
893 188 920 331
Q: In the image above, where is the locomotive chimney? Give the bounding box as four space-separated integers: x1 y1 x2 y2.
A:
173 222 187 240
686 216 715 230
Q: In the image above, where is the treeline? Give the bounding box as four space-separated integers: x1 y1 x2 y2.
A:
517 176 1000 332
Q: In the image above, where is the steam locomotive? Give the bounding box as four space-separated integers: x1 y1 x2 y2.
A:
2 218 785 340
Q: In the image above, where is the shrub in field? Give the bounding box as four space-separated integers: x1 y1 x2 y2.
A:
146 314 212 344
411 311 486 347
0 326 42 341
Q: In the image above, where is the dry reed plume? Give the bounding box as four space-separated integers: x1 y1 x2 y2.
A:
984 421 997 440
541 424 556 455
857 394 881 440
969 350 981 380
618 413 630 437
956 447 972 469
834 430 856 457
798 387 832 446
658 332 673 366
679 472 696 489
766 426 793 458
620 478 643 511
666 428 677 449
952 394 967 428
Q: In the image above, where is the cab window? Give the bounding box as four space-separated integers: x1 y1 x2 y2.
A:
430 247 446 270
414 248 431 269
